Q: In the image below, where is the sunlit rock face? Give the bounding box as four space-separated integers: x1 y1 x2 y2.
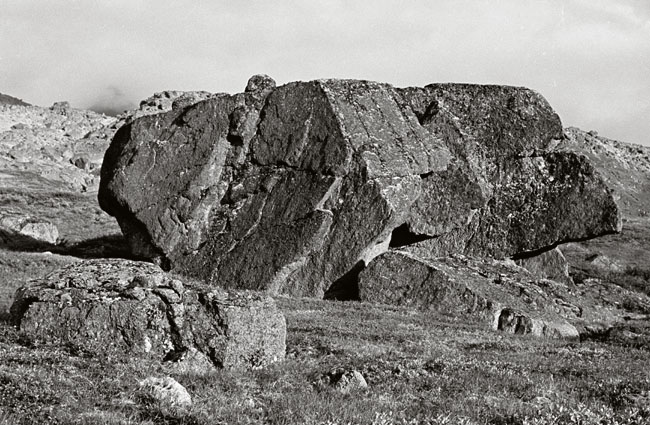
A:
99 76 621 298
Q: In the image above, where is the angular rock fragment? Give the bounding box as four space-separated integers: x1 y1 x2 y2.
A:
333 370 368 394
10 259 286 369
0 214 59 245
99 76 621 298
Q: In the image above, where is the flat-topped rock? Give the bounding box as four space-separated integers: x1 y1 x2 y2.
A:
10 259 286 369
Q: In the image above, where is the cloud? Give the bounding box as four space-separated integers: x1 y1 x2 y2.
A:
87 86 136 116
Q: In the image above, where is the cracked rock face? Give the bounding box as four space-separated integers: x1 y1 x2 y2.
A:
99 76 621 298
10 259 286 369
397 84 621 259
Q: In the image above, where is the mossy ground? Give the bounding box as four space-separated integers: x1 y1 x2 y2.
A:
0 297 649 424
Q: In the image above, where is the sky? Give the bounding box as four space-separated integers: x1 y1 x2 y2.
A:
1 0 649 145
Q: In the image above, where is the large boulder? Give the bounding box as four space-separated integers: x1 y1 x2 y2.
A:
10 259 286 369
99 76 621 298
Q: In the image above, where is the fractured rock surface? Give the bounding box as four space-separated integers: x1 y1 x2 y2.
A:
100 76 451 297
10 259 286 369
99 76 621 298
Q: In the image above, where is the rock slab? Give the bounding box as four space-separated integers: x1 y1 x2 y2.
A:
10 259 286 369
359 251 589 339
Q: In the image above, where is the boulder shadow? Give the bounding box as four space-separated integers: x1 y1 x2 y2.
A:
0 228 138 260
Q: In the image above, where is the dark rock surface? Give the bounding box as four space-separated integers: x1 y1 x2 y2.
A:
10 259 286 369
397 85 621 259
99 76 451 297
99 77 621 298
554 127 650 219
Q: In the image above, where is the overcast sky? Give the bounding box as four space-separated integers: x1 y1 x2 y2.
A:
2 0 649 145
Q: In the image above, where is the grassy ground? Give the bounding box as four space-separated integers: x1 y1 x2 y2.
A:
1 187 649 424
0 187 129 316
1 297 649 425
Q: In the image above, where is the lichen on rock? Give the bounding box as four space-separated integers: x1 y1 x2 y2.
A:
10 259 286 369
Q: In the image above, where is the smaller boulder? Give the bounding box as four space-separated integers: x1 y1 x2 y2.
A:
334 370 368 394
0 214 59 245
19 222 59 245
137 376 191 416
587 254 623 273
50 101 71 114
11 259 286 369
245 74 276 96
322 369 368 394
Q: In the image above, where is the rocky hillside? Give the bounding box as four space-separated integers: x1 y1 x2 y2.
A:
0 100 116 192
0 93 30 106
550 127 650 301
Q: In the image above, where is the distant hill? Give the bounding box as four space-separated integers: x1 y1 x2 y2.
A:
0 93 30 106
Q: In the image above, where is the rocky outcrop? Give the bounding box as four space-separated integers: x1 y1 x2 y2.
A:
133 90 216 119
357 250 647 339
0 99 116 192
10 259 286 369
99 76 621 298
